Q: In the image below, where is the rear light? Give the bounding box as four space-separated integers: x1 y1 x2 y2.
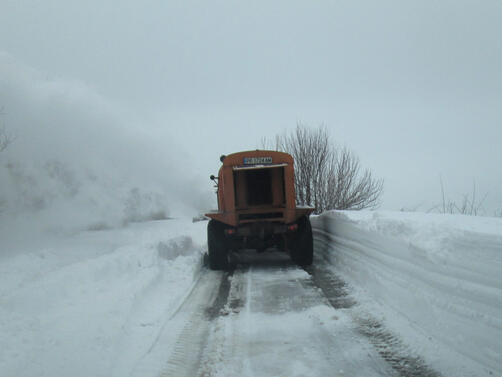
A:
287 224 298 231
224 228 236 235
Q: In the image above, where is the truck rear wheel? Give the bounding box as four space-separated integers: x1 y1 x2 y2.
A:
290 216 313 266
207 220 229 270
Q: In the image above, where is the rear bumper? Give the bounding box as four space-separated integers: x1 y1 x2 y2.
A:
223 221 297 252
226 221 289 237
205 207 314 227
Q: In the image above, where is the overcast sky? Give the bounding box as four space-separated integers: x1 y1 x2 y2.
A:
1 0 501 213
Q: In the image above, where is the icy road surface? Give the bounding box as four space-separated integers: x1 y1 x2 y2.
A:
140 253 396 377
1 211 501 377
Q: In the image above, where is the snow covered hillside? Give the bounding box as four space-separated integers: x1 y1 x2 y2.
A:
0 211 501 377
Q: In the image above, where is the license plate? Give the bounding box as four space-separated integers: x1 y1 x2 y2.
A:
243 157 273 165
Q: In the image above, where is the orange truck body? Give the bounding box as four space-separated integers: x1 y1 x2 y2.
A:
205 150 313 227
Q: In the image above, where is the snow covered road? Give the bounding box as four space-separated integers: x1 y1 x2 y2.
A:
130 246 444 377
1 211 501 377
148 252 397 377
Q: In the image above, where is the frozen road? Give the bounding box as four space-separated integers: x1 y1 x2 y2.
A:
134 236 441 377
2 212 500 377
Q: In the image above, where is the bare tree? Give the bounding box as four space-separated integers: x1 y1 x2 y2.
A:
430 176 487 216
267 124 383 214
0 127 13 153
0 108 12 213
0 108 14 153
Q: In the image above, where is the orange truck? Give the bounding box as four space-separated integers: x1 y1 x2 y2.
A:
205 150 314 270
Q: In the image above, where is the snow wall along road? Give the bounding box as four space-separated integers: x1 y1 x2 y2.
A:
311 211 502 377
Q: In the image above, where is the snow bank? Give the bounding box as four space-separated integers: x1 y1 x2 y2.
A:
0 218 207 377
312 210 502 377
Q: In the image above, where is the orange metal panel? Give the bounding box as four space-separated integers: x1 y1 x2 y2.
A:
205 150 313 227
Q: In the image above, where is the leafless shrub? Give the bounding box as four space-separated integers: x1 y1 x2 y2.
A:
429 176 487 216
0 107 13 213
1 108 15 153
0 127 14 153
265 124 384 214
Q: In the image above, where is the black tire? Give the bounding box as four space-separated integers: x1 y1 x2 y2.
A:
207 220 229 270
289 216 313 266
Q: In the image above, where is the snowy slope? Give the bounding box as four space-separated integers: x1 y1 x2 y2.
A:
312 211 502 377
0 218 207 377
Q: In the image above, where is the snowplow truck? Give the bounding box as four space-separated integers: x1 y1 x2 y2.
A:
205 150 314 270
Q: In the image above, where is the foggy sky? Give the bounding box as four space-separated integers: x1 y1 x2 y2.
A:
1 0 501 213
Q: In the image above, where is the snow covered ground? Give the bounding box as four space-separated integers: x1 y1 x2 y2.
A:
1 210 501 377
313 210 502 377
0 218 207 377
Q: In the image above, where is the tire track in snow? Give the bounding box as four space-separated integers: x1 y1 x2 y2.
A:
196 266 250 377
157 268 234 377
199 254 395 377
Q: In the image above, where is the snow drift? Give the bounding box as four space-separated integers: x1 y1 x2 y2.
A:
312 210 502 377
0 218 208 377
